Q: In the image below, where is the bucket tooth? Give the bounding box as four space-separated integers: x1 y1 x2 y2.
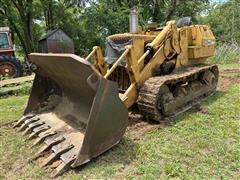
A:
18 123 28 132
33 144 49 160
41 144 74 167
28 125 51 140
13 114 35 128
35 136 65 158
24 117 40 125
50 160 62 169
23 121 45 135
33 131 57 146
52 158 75 177
18 117 40 132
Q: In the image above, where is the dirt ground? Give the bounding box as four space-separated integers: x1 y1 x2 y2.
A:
126 67 240 140
217 68 240 90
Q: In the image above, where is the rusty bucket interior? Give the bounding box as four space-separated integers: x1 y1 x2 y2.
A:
14 53 128 176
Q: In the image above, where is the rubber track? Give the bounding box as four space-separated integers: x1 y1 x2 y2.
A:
137 64 219 121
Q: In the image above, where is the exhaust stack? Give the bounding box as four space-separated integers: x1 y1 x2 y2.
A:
129 7 138 33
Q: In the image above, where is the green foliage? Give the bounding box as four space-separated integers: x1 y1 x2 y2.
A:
0 75 11 81
1 0 239 58
109 0 209 24
75 0 129 55
0 0 45 56
0 0 212 57
198 0 240 44
0 82 32 98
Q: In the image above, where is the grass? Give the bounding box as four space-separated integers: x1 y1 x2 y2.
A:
217 63 240 70
0 95 29 125
125 86 240 179
218 63 239 69
0 82 32 98
208 43 240 65
0 65 239 179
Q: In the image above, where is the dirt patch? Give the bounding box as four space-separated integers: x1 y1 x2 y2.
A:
199 106 209 114
188 104 209 115
125 111 168 141
217 68 240 90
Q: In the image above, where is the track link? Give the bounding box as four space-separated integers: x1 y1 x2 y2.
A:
137 64 219 121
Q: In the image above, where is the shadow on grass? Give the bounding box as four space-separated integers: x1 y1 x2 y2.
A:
170 90 226 125
202 90 226 106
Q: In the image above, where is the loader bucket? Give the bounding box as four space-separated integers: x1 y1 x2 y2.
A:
14 53 128 176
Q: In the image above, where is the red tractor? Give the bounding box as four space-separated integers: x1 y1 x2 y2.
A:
0 27 22 78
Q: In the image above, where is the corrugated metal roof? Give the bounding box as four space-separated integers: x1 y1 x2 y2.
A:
39 28 63 41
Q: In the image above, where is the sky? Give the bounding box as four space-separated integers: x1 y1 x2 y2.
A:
211 0 226 3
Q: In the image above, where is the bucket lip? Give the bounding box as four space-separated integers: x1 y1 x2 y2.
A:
29 53 91 66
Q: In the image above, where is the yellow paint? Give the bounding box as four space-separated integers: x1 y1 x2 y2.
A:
85 20 215 108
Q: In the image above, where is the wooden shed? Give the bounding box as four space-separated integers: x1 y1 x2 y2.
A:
38 28 74 53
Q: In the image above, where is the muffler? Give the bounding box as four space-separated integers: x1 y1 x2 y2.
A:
14 53 128 176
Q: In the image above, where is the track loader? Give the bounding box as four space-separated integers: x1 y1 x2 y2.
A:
14 11 218 176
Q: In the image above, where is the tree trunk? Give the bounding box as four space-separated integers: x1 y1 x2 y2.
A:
11 0 34 54
43 1 54 30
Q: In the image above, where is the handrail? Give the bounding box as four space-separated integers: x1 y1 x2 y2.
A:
85 48 96 61
84 48 102 77
104 47 131 79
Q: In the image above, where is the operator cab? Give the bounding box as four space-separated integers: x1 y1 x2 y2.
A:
0 32 10 49
104 36 133 92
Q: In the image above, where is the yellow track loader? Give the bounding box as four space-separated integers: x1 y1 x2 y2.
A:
14 11 218 176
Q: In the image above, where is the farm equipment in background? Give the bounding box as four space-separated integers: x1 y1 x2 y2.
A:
0 28 74 83
14 9 218 176
0 27 22 78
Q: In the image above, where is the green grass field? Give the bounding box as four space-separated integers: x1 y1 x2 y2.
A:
0 64 239 179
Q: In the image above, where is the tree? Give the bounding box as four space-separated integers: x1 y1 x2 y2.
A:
0 0 36 56
0 0 213 58
199 0 240 44
110 0 209 24
0 0 90 56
